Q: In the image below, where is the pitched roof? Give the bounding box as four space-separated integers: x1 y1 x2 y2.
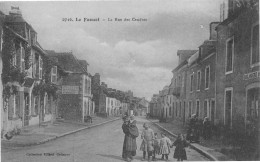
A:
46 52 87 73
177 50 198 56
5 14 26 23
78 60 89 71
172 60 188 72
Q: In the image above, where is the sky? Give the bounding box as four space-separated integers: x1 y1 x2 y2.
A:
0 0 223 100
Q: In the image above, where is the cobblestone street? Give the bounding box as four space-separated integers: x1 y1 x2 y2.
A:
2 117 209 162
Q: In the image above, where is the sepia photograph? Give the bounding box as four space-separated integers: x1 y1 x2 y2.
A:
0 0 259 161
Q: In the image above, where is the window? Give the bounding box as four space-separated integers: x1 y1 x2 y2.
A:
85 79 88 95
197 71 201 91
179 102 182 117
21 47 25 71
226 37 234 74
224 88 233 128
34 96 39 115
196 100 200 117
51 66 57 83
175 102 178 117
205 66 210 89
13 94 19 117
44 94 48 114
174 78 177 88
31 33 37 45
169 106 171 116
8 94 19 119
0 29 2 51
188 101 192 117
35 54 39 78
39 56 43 79
12 53 17 66
204 100 210 117
182 74 185 88
178 75 181 86
190 74 194 92
251 24 259 66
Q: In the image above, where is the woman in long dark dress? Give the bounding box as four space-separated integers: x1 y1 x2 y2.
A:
122 116 129 160
122 115 139 162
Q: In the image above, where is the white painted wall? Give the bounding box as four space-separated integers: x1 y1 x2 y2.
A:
44 114 52 122
30 116 40 126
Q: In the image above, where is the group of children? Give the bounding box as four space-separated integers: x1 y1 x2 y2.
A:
140 123 188 161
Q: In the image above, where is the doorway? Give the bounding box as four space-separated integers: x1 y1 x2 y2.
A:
24 93 30 126
211 100 215 124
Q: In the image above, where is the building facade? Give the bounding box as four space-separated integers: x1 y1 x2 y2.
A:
170 50 197 123
149 94 160 118
48 51 93 122
215 0 259 133
1 8 65 134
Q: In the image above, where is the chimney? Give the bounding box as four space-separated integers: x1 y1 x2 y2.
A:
93 73 100 86
9 6 22 16
101 82 107 88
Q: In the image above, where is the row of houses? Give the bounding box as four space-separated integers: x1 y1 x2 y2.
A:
0 8 96 134
149 0 259 136
0 7 139 136
92 73 149 117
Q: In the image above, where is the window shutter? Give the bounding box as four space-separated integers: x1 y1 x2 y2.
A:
15 94 19 117
8 96 14 120
36 56 39 78
31 94 34 115
16 48 21 67
22 47 25 59
35 96 39 115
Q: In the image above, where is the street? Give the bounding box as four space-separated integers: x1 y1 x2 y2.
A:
2 117 209 162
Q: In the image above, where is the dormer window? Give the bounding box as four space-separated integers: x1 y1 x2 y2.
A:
31 33 37 45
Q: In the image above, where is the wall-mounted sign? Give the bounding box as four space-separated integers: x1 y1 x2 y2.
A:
62 86 79 94
243 71 260 80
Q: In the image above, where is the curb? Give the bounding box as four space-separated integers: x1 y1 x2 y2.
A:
3 118 121 147
149 120 218 161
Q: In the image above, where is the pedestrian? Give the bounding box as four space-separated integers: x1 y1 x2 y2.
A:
152 133 160 161
203 117 211 140
140 123 154 162
194 117 201 143
124 115 139 162
159 133 172 161
172 134 188 161
122 115 130 160
186 114 196 142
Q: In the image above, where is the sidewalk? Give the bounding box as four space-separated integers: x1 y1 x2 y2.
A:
2 116 120 148
148 118 232 161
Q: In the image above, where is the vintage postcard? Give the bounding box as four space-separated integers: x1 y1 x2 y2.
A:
0 0 259 161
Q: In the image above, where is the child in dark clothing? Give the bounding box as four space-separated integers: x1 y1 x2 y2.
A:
171 134 188 161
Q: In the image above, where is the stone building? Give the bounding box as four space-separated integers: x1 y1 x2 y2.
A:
1 8 66 134
0 11 4 133
91 73 100 113
149 94 160 118
215 0 259 133
47 51 93 122
185 22 219 124
170 50 197 123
